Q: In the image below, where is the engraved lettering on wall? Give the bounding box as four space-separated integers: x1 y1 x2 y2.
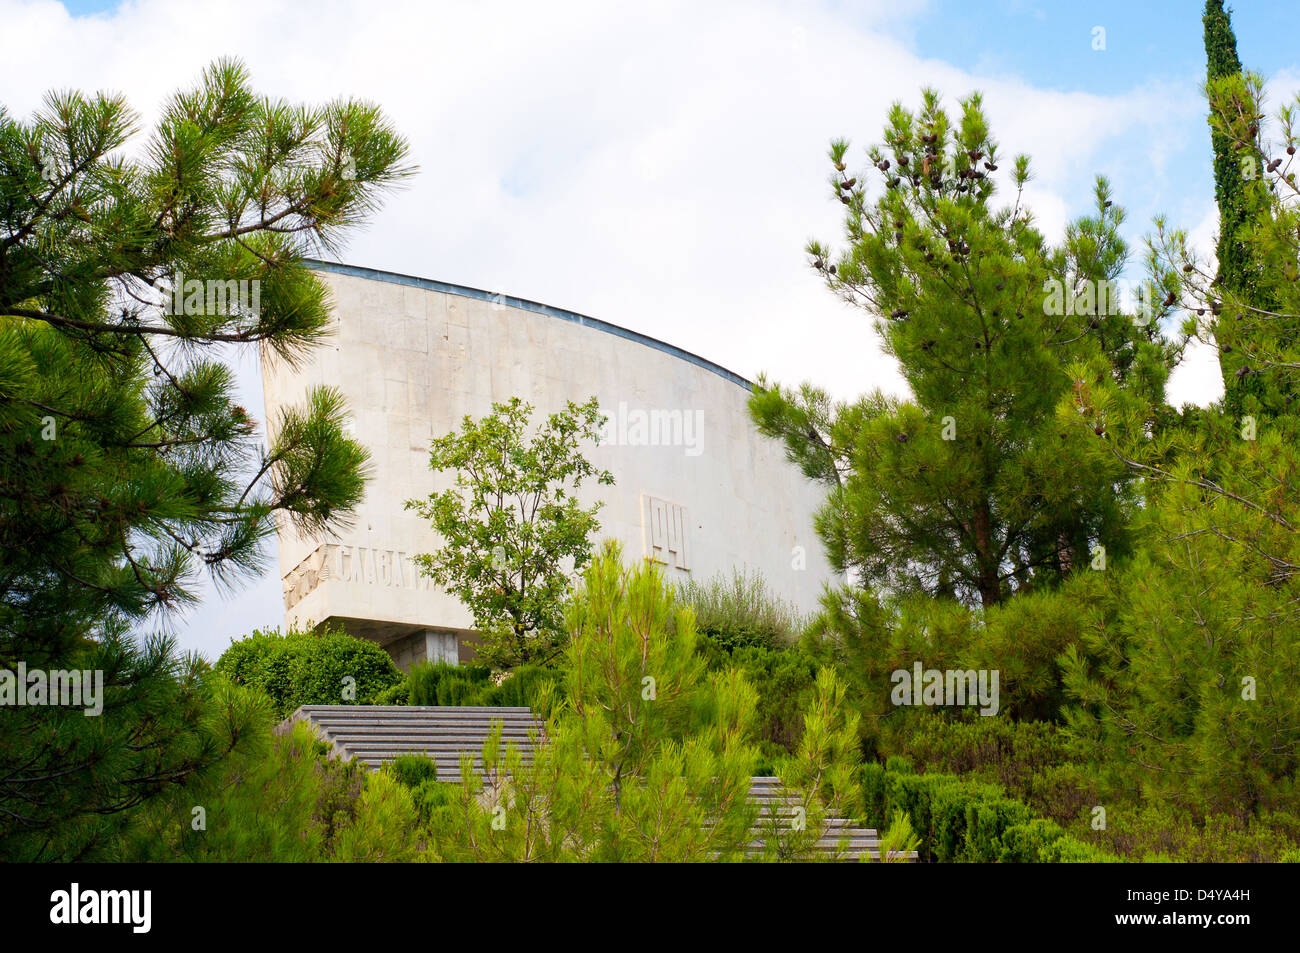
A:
282 542 433 609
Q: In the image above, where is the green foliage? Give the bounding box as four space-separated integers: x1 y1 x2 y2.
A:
406 661 492 706
384 754 438 788
754 90 1171 611
878 810 922 862
1087 801 1300 863
213 624 402 720
329 771 420 862
427 542 763 862
392 660 563 714
372 681 410 705
1064 58 1300 835
728 646 818 751
680 570 802 659
965 571 1118 721
405 396 614 670
868 764 1117 863
1060 456 1300 816
1201 1 1277 416
123 706 425 863
0 58 398 653
0 59 405 853
0 638 274 861
893 716 1093 824
491 664 564 715
760 667 863 861
681 570 817 752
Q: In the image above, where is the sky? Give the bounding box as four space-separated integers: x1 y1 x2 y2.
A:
3 0 1298 661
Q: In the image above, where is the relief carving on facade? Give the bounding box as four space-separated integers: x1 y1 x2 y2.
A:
282 541 434 609
641 494 689 571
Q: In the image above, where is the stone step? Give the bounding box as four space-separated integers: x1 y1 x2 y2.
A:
286 705 913 860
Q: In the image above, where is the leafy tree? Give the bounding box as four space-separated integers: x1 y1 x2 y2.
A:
752 90 1173 610
0 59 409 857
406 396 613 669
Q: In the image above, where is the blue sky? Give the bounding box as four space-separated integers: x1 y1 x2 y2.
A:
908 1 1300 93
4 0 1297 659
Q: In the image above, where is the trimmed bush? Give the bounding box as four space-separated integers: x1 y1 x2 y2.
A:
214 625 403 720
398 660 563 712
864 764 1120 863
491 664 564 715
407 662 490 706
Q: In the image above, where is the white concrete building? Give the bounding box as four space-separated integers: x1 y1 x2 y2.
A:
262 262 836 668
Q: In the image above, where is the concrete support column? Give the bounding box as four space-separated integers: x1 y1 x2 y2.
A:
424 630 459 666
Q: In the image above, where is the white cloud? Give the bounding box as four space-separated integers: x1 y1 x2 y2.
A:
0 0 1225 657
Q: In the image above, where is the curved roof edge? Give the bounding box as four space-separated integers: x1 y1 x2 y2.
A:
303 259 753 391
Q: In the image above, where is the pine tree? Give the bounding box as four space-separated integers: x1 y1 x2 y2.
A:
0 59 410 858
1061 426 1300 815
428 542 763 862
753 90 1173 610
1064 52 1300 818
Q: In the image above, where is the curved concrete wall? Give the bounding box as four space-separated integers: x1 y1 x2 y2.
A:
262 262 837 666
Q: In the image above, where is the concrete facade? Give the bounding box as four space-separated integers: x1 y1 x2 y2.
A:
262 262 837 667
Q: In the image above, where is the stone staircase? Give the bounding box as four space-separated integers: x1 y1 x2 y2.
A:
283 705 913 860
745 776 909 861
281 705 542 781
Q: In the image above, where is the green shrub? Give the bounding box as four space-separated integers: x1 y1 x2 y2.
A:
411 779 460 828
729 645 818 750
489 664 564 714
385 754 438 789
679 570 802 660
1086 801 1300 863
407 661 492 706
214 625 403 720
1040 835 1122 863
962 793 1035 862
889 772 1010 862
894 716 1093 825
998 819 1069 863
861 762 888 824
386 660 563 713
864 764 1120 863
373 681 410 705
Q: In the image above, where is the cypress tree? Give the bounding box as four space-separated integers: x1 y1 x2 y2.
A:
1203 0 1273 416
